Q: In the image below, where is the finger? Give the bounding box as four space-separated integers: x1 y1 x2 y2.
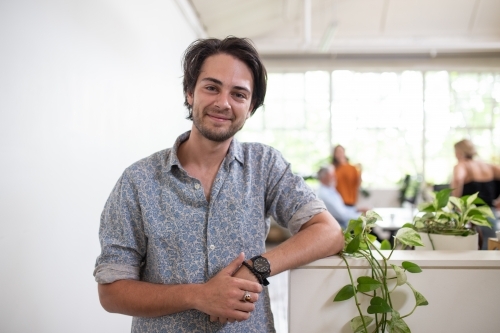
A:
228 318 236 323
241 291 259 304
210 315 217 322
236 279 263 294
235 300 256 313
219 318 228 324
221 252 245 276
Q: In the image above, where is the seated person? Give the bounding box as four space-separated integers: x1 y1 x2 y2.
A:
317 166 363 229
451 139 499 249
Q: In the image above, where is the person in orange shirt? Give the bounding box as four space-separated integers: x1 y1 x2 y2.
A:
332 145 362 207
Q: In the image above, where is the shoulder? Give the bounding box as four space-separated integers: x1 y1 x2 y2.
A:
122 148 170 181
239 142 286 164
453 162 468 178
453 161 466 171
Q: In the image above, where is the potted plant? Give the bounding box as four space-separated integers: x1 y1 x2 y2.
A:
333 211 427 333
412 189 494 250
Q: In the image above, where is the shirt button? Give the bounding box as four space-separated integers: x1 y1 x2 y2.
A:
209 245 215 250
194 184 200 190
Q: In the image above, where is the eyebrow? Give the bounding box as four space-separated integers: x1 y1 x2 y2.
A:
201 77 251 94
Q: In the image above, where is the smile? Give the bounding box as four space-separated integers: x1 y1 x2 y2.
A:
207 114 231 122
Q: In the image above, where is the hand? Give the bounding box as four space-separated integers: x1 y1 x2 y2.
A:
196 253 262 323
232 260 261 284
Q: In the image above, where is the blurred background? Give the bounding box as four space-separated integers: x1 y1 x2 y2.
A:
0 0 499 332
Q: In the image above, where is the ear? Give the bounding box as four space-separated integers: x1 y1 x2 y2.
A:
246 103 254 119
187 90 194 106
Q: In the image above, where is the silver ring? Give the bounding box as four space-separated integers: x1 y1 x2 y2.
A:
242 291 251 302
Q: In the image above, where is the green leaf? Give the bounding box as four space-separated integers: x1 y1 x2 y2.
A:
468 208 485 218
367 296 392 314
413 290 429 306
414 220 425 230
350 316 374 333
391 265 407 286
435 188 452 209
466 192 478 207
469 216 492 228
366 233 377 244
417 202 435 212
448 196 463 211
387 316 411 333
357 276 382 292
475 205 495 219
402 261 422 273
346 218 363 234
333 284 355 302
365 210 382 221
345 234 361 253
394 228 424 247
380 239 392 250
407 282 429 307
401 223 415 230
473 197 487 206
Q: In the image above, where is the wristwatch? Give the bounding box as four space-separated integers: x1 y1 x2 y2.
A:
250 255 271 279
241 255 271 286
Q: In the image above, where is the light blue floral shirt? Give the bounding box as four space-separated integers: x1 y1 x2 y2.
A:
94 131 326 333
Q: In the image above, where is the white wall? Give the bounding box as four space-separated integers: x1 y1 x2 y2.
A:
0 1 196 332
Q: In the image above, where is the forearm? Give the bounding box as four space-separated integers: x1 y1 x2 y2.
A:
98 254 262 321
98 279 201 317
263 211 343 276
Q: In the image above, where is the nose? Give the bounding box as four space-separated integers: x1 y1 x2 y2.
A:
214 92 231 110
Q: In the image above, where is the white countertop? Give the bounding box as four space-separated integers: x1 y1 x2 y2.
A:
296 250 500 268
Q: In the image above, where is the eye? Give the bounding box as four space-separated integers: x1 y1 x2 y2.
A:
233 92 247 99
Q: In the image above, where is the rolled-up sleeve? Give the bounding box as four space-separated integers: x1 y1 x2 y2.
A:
94 170 147 284
264 150 326 234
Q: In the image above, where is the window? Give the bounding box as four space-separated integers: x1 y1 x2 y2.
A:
237 70 500 188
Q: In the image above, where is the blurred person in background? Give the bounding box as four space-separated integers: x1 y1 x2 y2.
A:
332 145 362 207
317 166 364 229
451 139 499 249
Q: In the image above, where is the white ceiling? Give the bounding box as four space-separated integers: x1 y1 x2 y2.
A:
188 0 500 57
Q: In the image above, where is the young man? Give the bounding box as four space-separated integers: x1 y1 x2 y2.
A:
94 37 344 333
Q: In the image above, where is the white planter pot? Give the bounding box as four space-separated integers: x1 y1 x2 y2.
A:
416 232 478 250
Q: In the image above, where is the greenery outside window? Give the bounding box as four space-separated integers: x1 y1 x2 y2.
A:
238 70 500 188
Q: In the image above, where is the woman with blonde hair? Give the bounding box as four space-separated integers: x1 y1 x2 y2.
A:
451 139 499 249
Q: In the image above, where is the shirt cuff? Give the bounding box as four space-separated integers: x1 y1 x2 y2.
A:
288 199 327 235
93 263 141 284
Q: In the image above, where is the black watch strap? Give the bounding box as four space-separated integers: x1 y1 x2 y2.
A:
241 261 270 286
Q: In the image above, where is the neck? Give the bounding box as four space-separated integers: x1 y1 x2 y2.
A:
177 127 232 171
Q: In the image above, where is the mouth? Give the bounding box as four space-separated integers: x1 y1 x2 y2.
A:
206 113 232 122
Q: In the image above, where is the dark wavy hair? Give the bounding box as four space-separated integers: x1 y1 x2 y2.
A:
182 36 267 120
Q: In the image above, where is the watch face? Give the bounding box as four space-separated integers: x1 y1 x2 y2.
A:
253 257 270 273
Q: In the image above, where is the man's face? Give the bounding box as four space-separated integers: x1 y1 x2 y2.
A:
187 53 254 143
327 168 336 187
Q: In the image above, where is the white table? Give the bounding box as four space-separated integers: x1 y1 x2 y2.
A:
371 207 416 231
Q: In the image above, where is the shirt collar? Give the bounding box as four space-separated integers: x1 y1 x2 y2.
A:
165 131 245 172
225 137 244 168
165 131 191 172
